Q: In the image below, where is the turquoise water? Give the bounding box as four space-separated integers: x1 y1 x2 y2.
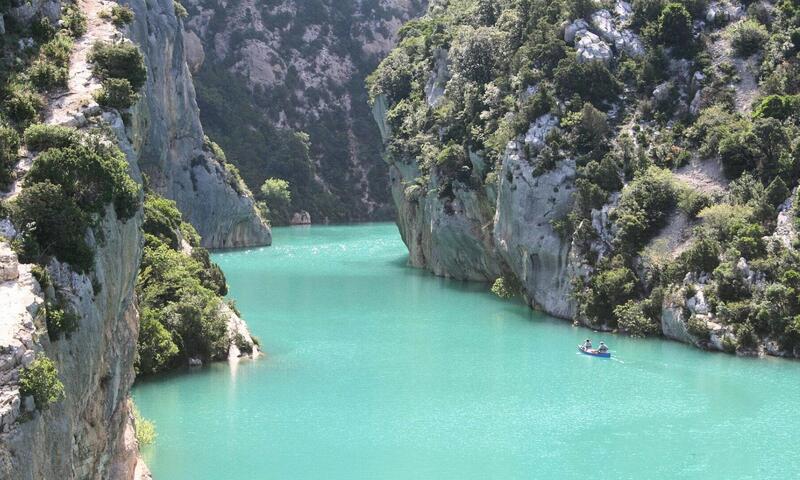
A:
134 223 800 479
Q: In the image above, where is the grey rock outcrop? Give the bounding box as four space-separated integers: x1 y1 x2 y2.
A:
591 10 644 57
575 30 613 63
494 144 577 319
425 48 449 108
0 243 18 282
126 0 270 249
290 211 312 225
389 161 501 281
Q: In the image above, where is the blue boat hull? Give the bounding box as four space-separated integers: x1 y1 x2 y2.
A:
578 346 611 358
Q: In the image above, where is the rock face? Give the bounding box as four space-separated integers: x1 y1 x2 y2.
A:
374 97 575 315
494 145 577 318
126 0 270 249
290 211 312 225
0 126 145 479
182 0 427 223
0 0 268 476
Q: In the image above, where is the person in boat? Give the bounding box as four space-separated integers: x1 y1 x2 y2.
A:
597 342 609 353
582 339 592 350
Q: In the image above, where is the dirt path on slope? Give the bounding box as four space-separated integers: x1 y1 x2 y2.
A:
45 0 119 125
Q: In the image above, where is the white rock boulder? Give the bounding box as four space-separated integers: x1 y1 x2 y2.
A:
575 31 613 63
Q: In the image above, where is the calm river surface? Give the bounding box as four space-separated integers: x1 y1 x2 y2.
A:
134 223 800 479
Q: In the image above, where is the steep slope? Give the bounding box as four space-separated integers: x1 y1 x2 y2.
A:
0 0 263 477
124 0 270 248
371 0 800 357
182 0 426 223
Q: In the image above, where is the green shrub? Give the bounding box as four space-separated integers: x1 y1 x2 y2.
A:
132 403 157 446
753 95 800 121
677 185 712 217
615 300 660 337
656 3 693 51
25 140 140 220
450 26 502 84
40 33 74 65
569 0 596 19
45 302 80 340
137 236 229 364
554 57 621 105
579 257 638 324
62 3 88 37
765 177 790 208
28 60 69 91
613 167 677 252
136 307 179 375
24 124 78 151
203 136 227 161
259 177 292 224
573 103 611 155
142 195 183 248
4 86 43 127
95 78 137 109
728 20 769 57
632 0 667 27
109 5 135 26
19 354 64 410
367 48 414 103
687 314 711 337
11 181 94 272
679 231 721 273
0 125 20 186
88 41 147 90
491 275 522 299
191 248 228 296
173 0 188 18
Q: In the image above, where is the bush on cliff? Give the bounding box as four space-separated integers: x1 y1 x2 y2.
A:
612 167 677 252
95 78 138 109
615 300 660 337
728 19 769 57
10 181 94 272
19 354 65 410
259 177 292 225
137 192 234 374
45 302 80 341
0 124 20 186
25 137 140 220
24 124 78 151
136 307 179 375
88 41 147 91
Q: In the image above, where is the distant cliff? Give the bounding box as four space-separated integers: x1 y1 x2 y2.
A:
182 0 426 223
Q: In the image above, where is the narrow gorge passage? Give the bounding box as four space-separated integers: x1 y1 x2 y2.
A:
134 224 800 480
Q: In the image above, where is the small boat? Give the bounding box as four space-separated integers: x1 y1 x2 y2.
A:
578 345 611 358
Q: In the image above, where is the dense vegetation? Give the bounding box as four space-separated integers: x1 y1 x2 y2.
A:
10 125 140 272
88 40 147 109
136 194 235 375
19 354 65 411
370 0 800 354
0 1 86 184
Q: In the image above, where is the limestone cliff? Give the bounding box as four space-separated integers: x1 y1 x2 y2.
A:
0 113 146 479
125 0 270 248
181 0 426 222
0 0 266 476
371 0 800 358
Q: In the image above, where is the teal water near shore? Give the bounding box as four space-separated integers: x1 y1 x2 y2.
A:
134 223 800 479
